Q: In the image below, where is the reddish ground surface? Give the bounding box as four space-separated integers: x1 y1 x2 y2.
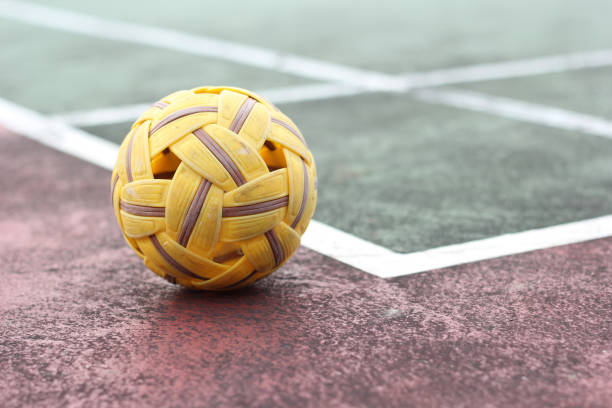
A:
1 128 611 408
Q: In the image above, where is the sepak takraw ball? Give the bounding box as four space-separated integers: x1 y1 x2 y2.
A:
111 87 317 290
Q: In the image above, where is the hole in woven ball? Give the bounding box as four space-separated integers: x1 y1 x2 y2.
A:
260 140 286 172
151 149 180 179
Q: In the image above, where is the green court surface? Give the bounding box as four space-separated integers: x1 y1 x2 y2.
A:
25 0 612 72
2 0 612 254
461 66 612 118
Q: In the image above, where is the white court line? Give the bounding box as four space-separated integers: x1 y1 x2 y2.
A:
2 96 612 278
54 103 152 128
0 0 398 91
54 83 362 127
54 47 612 127
413 88 612 139
374 215 612 278
399 49 612 89
57 84 612 138
0 98 117 170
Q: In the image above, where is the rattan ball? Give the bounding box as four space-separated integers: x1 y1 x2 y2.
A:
111 87 317 290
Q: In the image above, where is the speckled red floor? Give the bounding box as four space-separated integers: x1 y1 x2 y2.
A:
1 128 611 408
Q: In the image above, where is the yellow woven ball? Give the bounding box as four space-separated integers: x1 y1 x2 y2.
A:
110 86 317 290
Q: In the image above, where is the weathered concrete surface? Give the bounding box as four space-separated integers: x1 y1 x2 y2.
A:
1 129 611 407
